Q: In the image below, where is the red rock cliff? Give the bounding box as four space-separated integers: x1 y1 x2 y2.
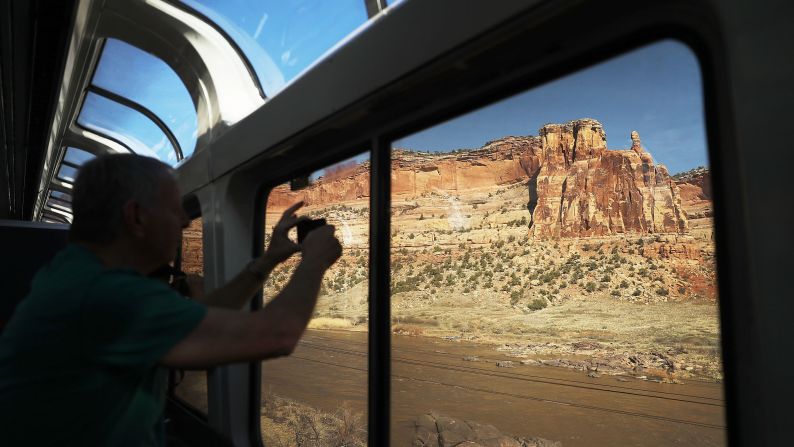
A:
268 118 689 237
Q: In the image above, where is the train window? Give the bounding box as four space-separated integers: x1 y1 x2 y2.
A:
261 154 369 446
63 147 95 165
77 92 177 163
47 193 72 209
182 0 368 97
91 39 198 158
389 40 723 446
173 217 209 413
51 191 72 202
56 164 78 183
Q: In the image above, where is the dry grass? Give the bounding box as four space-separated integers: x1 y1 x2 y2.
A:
261 389 366 447
308 317 355 330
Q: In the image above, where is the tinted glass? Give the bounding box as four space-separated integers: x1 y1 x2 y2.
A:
78 92 177 164
261 154 370 446
51 191 73 202
92 39 198 157
57 164 78 183
390 40 724 447
48 194 72 209
173 218 209 413
182 0 368 97
63 147 95 165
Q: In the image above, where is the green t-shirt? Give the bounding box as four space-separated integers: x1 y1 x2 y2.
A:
0 244 207 446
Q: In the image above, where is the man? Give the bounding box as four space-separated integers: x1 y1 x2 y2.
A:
0 154 341 446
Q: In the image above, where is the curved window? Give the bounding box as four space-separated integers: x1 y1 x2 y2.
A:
182 0 368 97
63 147 95 165
51 191 73 202
48 193 72 209
92 39 198 157
57 164 78 183
78 93 177 164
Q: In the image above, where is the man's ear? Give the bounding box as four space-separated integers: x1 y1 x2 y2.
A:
121 200 146 238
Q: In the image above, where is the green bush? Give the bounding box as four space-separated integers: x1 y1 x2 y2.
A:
510 290 522 305
527 298 547 311
585 282 597 293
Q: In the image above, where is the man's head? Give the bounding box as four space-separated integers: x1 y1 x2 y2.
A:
70 154 188 266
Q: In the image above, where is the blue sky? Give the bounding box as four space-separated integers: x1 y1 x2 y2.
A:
183 0 368 96
393 39 708 174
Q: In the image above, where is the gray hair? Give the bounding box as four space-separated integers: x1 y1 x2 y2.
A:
69 154 173 244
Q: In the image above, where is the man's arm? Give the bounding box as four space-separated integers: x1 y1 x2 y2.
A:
190 202 307 310
160 225 341 369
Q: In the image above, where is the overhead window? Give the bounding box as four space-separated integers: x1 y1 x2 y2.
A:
91 39 198 158
181 0 368 97
48 193 72 209
77 92 177 163
51 191 73 202
57 164 78 183
63 147 95 166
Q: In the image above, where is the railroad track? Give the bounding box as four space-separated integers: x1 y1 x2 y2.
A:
265 334 726 430
300 332 724 403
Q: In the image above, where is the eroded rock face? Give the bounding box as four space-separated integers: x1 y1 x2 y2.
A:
268 118 688 238
531 121 687 237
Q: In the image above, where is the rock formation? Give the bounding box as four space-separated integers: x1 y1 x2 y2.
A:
268 118 689 238
530 119 687 237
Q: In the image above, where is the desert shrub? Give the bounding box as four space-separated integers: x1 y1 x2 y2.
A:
585 282 597 293
678 286 687 294
600 274 611 283
619 280 629 289
633 289 642 296
510 290 522 305
527 298 547 311
656 287 669 296
611 290 621 297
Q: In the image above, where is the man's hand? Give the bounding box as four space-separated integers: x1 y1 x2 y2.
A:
300 224 342 270
265 201 308 264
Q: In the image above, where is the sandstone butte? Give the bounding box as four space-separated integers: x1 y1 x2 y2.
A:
268 118 693 238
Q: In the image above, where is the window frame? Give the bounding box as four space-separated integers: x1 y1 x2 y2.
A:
251 144 375 447
164 1 749 445
249 29 743 447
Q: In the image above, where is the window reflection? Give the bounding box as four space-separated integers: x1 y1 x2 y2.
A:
92 39 198 157
261 154 369 446
389 40 724 447
78 92 177 164
182 0 368 96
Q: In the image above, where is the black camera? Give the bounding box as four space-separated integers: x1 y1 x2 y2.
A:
296 218 326 243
